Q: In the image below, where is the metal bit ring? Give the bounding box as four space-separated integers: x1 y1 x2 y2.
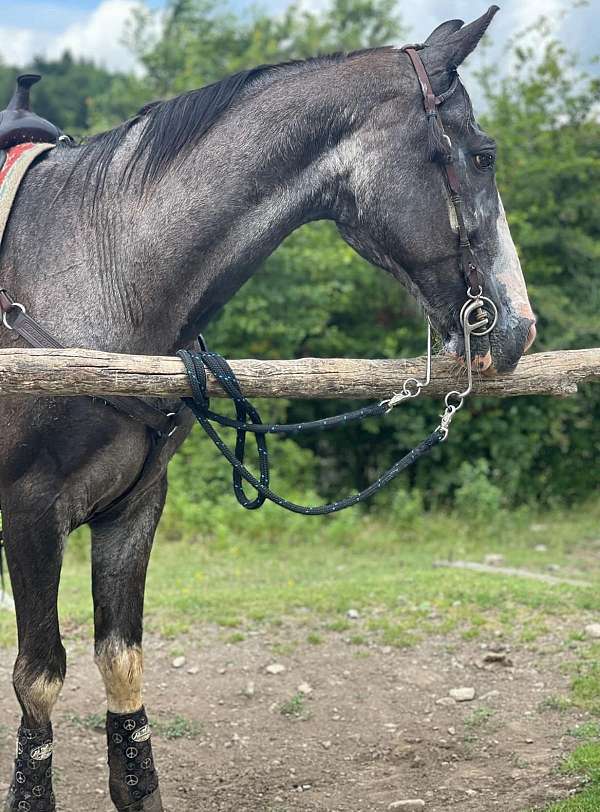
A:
460 295 498 337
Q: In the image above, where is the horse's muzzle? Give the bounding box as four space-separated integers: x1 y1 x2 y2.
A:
442 312 535 374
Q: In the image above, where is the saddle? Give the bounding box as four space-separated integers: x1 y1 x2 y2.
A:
0 74 61 164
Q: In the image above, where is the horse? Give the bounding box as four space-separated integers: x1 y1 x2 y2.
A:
0 7 536 810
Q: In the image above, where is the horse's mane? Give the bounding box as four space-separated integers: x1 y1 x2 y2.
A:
80 49 386 195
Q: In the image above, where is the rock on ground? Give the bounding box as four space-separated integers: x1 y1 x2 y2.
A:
449 687 476 702
265 663 286 675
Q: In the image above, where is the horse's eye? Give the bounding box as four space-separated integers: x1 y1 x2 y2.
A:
473 152 495 171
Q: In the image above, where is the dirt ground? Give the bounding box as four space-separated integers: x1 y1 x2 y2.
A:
0 626 589 812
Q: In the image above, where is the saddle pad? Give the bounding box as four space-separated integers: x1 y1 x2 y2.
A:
0 141 55 246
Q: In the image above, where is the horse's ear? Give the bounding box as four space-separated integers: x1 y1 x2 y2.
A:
424 19 464 46
435 5 499 67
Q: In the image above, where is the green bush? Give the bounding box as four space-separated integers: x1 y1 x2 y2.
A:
454 459 504 519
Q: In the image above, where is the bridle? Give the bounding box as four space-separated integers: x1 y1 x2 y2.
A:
380 45 499 438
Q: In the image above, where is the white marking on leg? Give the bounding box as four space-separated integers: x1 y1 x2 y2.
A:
95 638 144 714
13 662 64 724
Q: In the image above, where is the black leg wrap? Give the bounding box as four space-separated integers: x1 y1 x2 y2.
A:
4 721 55 812
106 708 162 811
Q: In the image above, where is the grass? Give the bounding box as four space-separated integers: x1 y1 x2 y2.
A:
539 696 573 713
561 742 600 782
570 723 600 740
464 707 496 730
544 791 600 812
153 715 203 740
65 711 202 740
542 738 600 811
543 688 600 811
67 712 105 732
2 502 600 810
144 506 593 644
280 693 309 719
1 503 599 651
570 652 600 715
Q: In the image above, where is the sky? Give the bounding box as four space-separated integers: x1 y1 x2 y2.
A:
0 0 598 78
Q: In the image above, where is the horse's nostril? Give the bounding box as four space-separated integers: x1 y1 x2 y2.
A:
524 322 537 353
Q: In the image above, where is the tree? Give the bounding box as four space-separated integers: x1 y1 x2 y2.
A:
90 0 405 119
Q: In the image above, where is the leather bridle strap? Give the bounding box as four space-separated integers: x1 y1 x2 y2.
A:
0 287 177 435
402 47 482 295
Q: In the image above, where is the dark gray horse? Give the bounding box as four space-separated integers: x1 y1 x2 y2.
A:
1 7 535 811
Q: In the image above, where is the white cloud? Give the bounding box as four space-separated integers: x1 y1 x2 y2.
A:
0 0 141 72
512 0 564 33
0 26 48 67
48 0 141 70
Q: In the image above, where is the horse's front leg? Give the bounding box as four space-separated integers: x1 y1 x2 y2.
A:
90 478 167 812
2 497 67 812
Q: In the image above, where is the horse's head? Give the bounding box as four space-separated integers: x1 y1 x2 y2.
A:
336 6 535 372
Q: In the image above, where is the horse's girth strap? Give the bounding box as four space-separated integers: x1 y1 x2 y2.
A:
0 289 176 435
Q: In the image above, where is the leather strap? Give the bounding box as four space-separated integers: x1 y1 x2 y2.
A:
0 288 12 313
404 47 438 115
0 288 178 435
402 47 482 294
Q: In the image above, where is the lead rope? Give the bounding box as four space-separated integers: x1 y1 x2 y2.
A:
178 303 488 515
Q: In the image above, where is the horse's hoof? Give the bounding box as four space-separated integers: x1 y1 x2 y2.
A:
4 784 56 812
117 788 164 812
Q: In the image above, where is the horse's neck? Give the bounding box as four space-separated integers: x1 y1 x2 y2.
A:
2 58 381 355
95 76 356 352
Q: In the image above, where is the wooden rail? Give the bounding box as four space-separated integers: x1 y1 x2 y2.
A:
0 347 598 400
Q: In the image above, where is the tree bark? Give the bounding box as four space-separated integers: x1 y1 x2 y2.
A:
0 347 598 400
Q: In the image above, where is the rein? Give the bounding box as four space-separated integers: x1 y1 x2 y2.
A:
175 292 489 514
178 340 443 515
